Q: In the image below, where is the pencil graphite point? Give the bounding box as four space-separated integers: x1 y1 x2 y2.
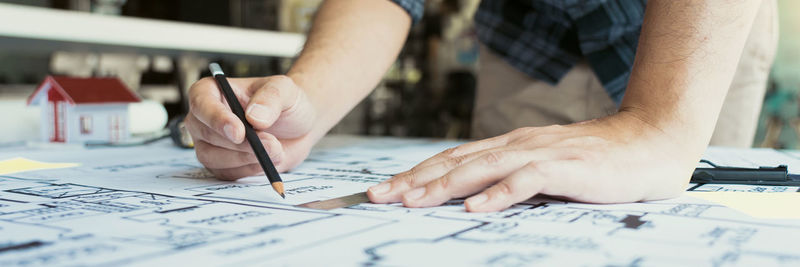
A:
271 182 285 199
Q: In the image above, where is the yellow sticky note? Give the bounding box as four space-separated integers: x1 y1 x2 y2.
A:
686 192 800 220
0 157 79 175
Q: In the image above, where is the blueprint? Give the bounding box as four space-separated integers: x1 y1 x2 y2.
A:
1 136 799 266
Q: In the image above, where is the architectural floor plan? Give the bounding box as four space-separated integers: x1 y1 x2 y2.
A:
1 137 799 266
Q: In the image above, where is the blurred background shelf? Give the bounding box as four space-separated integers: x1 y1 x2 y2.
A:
0 3 305 58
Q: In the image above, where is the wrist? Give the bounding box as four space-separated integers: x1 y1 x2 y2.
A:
284 71 337 143
611 107 706 172
603 109 700 199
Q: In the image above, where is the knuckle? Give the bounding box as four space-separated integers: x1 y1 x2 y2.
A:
381 176 398 186
482 151 506 165
444 155 468 169
441 147 459 157
437 175 451 191
496 181 514 196
400 170 420 188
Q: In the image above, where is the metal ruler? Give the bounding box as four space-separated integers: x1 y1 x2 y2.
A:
297 192 370 210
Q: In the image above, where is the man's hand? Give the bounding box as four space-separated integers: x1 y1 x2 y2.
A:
367 0 764 212
367 112 693 212
185 75 317 180
183 0 413 181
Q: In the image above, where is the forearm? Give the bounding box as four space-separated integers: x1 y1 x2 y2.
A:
619 0 762 160
287 0 412 141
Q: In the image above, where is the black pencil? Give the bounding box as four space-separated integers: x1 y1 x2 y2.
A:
208 63 285 199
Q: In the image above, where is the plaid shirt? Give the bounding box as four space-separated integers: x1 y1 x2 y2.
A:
391 0 647 103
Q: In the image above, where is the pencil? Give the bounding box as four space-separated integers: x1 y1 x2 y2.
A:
208 63 285 199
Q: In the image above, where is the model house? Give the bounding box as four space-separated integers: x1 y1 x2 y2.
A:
27 76 140 143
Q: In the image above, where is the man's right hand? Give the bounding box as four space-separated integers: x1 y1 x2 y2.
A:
184 0 414 180
184 75 317 180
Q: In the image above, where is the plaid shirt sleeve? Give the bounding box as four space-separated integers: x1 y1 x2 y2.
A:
389 0 425 24
475 0 647 104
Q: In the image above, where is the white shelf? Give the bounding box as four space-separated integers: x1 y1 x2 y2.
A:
0 3 305 58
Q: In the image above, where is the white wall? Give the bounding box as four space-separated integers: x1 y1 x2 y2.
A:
70 103 129 143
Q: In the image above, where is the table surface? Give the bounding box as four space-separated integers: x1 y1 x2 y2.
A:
0 135 798 266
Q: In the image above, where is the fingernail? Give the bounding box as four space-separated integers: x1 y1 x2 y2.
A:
369 183 391 195
246 104 269 122
404 187 426 201
223 124 237 142
467 194 488 207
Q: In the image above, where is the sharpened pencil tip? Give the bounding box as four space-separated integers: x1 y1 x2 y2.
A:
271 182 285 199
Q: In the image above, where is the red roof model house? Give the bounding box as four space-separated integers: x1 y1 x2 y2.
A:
27 76 141 143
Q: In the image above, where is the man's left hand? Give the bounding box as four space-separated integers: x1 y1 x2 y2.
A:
367 113 693 212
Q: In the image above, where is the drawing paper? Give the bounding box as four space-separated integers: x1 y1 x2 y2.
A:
0 137 798 266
